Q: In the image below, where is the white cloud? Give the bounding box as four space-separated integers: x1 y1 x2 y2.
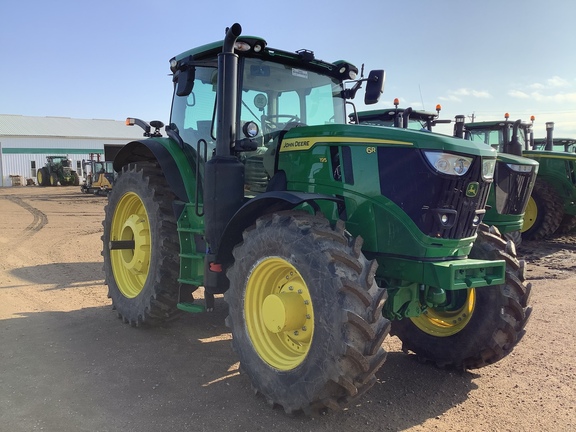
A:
438 95 462 102
508 90 530 99
441 88 492 102
509 90 576 103
547 76 570 88
527 76 571 91
529 82 545 90
471 90 491 98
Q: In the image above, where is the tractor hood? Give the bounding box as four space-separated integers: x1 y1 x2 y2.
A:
281 124 498 158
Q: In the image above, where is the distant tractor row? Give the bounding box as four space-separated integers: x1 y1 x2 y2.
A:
35 154 116 195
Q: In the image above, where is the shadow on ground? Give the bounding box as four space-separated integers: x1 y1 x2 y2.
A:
6 262 104 289
0 300 477 432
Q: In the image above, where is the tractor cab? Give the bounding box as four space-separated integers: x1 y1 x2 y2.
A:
462 114 533 156
458 115 539 240
351 98 450 132
533 137 576 153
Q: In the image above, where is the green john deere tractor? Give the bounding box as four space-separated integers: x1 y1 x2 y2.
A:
102 23 531 414
523 122 576 235
456 115 539 243
533 136 576 153
36 155 80 187
353 104 539 246
350 98 451 131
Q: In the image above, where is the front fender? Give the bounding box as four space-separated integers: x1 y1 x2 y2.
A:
114 138 198 203
217 191 343 265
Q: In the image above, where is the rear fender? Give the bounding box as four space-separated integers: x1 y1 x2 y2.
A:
114 138 198 203
216 191 343 266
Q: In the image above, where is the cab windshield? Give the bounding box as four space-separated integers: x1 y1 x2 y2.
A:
468 126 527 152
239 58 346 136
169 57 346 156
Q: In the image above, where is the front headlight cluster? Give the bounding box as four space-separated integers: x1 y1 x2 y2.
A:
482 158 497 180
506 163 534 173
424 151 473 177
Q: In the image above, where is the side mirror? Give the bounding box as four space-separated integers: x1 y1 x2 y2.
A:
175 68 195 97
365 70 385 105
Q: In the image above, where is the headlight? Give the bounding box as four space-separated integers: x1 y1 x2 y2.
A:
242 121 259 138
506 163 533 173
482 158 497 180
234 41 252 52
423 151 473 176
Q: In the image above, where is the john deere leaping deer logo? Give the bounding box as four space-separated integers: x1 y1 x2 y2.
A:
466 182 479 197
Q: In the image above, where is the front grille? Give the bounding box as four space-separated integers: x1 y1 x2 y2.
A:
492 162 537 215
378 148 491 239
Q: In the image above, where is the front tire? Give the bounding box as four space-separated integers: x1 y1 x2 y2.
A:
391 224 532 369
521 179 563 240
102 162 181 326
225 211 389 414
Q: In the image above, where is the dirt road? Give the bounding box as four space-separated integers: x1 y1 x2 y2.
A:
1 186 575 432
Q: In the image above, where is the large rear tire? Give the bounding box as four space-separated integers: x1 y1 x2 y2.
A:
521 179 563 240
390 224 532 369
102 162 181 326
225 211 389 414
37 167 49 186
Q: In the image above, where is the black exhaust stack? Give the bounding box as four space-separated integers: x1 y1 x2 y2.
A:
453 115 466 138
203 23 245 293
508 119 523 156
545 122 554 151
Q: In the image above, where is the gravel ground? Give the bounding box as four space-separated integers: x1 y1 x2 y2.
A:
1 186 575 432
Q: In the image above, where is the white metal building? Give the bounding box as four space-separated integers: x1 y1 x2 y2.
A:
0 114 145 187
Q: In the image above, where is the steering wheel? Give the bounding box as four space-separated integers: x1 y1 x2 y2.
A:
262 114 302 133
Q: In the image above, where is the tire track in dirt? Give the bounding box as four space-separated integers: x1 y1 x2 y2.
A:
3 196 48 236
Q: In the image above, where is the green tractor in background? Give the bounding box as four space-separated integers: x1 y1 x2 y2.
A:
464 116 575 238
102 24 531 414
353 103 539 246
523 122 576 235
455 114 539 243
350 98 451 131
36 155 80 187
533 136 576 153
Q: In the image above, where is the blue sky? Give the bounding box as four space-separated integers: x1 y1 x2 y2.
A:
1 0 575 138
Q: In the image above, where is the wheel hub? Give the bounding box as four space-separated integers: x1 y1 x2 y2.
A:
411 288 475 337
110 192 151 298
245 257 314 370
262 291 307 334
119 214 150 274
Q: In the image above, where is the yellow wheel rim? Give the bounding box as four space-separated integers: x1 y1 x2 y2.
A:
110 192 151 298
245 257 314 371
38 171 43 184
521 196 537 233
411 289 475 337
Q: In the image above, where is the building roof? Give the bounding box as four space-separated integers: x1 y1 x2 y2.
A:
0 114 147 140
